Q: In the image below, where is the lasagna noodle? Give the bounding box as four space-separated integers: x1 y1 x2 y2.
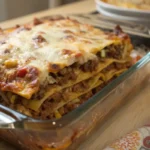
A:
31 67 127 119
33 62 129 116
26 59 129 111
1 59 129 119
53 68 127 113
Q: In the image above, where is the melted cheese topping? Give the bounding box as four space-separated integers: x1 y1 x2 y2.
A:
0 19 121 83
0 18 129 98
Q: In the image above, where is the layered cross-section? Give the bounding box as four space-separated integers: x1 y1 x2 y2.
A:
0 17 133 119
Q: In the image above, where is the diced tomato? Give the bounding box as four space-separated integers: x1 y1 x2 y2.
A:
62 49 73 55
132 55 142 65
17 68 28 78
136 55 142 61
75 53 82 58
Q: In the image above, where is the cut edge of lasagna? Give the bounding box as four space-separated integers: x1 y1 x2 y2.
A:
0 16 133 119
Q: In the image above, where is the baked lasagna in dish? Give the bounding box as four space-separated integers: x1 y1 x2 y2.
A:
0 17 133 119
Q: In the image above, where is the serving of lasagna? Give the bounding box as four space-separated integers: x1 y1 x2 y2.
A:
0 17 133 119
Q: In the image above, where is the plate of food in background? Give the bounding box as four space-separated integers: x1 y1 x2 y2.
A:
95 0 150 27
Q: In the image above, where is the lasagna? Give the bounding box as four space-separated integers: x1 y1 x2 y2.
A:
0 17 133 119
102 0 150 10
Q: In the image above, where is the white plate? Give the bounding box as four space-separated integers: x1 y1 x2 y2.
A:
95 0 150 27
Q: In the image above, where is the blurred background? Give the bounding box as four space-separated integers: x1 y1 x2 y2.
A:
0 0 84 22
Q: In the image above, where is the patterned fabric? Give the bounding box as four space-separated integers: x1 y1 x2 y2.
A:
104 126 150 150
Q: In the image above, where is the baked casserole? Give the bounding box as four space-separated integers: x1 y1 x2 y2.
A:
0 17 133 119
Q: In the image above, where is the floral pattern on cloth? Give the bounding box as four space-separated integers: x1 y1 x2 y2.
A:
109 131 140 150
104 126 150 150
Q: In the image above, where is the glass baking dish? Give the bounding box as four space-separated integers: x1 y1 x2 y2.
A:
0 14 150 150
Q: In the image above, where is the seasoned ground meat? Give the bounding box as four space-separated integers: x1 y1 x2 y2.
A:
51 93 62 102
98 44 123 60
0 60 131 120
46 44 123 87
79 91 93 103
80 59 99 72
106 45 123 59
72 81 89 92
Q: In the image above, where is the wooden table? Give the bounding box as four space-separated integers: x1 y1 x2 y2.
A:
0 0 150 149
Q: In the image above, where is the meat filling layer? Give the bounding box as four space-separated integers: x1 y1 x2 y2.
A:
32 44 125 99
0 61 131 119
